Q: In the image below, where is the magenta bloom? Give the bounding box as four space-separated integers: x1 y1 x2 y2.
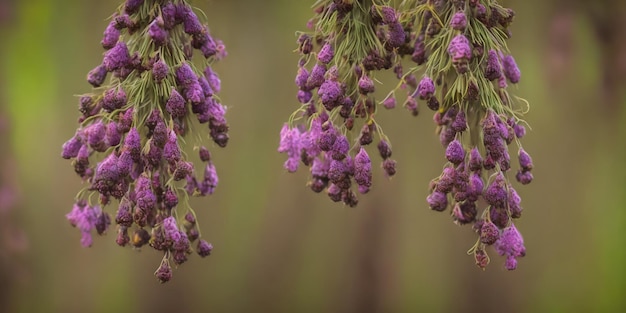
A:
317 42 334 64
502 55 521 83
278 124 302 173
450 11 467 30
495 224 526 270
354 147 372 189
417 76 435 100
448 34 472 61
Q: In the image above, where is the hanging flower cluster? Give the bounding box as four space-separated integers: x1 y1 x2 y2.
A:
62 0 228 283
402 0 530 270
281 0 532 270
279 0 419 207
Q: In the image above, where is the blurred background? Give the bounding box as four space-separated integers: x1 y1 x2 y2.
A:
1 0 626 312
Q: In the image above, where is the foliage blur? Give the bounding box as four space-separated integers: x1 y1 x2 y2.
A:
0 0 625 312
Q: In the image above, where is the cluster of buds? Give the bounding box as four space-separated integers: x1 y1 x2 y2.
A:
404 0 529 270
279 0 421 207
62 0 227 283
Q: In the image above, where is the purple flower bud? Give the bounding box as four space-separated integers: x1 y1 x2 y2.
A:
358 75 375 94
484 174 507 208
317 42 334 64
468 147 483 171
101 20 120 49
62 135 83 159
328 159 348 184
387 22 406 48
295 66 309 89
377 140 392 159
354 148 372 188
117 108 133 134
204 66 221 94
480 220 500 245
435 166 455 193
161 2 178 29
427 191 448 212
467 172 484 202
166 89 187 119
155 261 172 283
382 158 396 177
199 162 218 195
135 176 156 211
450 11 467 30
445 139 465 165
518 148 533 171
382 96 396 109
451 110 467 132
115 199 133 227
514 124 526 138
197 239 213 257
162 216 180 243
502 55 521 83
87 64 108 87
484 50 502 81
331 135 349 161
278 124 301 173
175 62 197 87
448 34 472 73
124 0 143 14
102 87 127 112
163 131 181 165
307 63 326 89
103 42 130 71
199 34 219 58
66 201 100 247
318 79 343 110
123 127 141 161
105 122 122 147
152 58 169 83
94 210 111 235
380 6 397 24
86 121 107 151
149 19 168 46
180 6 203 35
412 34 426 65
508 187 522 218
297 90 312 104
515 169 533 185
495 223 525 270
417 76 435 100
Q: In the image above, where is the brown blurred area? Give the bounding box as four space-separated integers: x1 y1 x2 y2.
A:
0 0 625 312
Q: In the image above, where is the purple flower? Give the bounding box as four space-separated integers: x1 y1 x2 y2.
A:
450 11 467 30
152 58 169 83
515 169 533 185
175 62 198 87
495 224 526 270
484 50 502 81
508 186 522 218
149 19 168 46
197 239 213 257
484 174 507 208
155 261 172 283
66 201 99 247
102 87 127 112
358 75 375 94
86 121 107 152
417 76 435 100
518 148 533 171
479 220 500 245
123 127 141 162
166 89 187 119
514 124 526 138
382 158 396 177
380 6 397 24
87 64 108 87
62 134 83 159
317 42 334 64
161 2 178 29
328 159 348 184
331 135 349 160
295 66 309 90
278 124 302 173
180 5 203 35
468 147 483 172
435 166 455 193
307 63 326 89
448 34 472 73
445 139 465 165
163 130 181 165
382 96 396 109
124 0 144 14
427 191 448 212
451 110 467 132
297 90 312 104
467 172 484 202
502 55 521 83
204 66 221 93
387 22 406 48
377 140 392 160
452 201 477 225
412 34 426 65
162 216 181 243
101 20 120 49
103 42 130 71
199 162 218 195
318 79 343 110
105 122 122 147
354 147 372 188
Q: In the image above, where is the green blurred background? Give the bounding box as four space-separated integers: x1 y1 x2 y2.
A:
1 0 625 312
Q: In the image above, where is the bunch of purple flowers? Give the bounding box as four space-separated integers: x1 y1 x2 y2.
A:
62 0 227 283
279 0 419 207
404 0 530 270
